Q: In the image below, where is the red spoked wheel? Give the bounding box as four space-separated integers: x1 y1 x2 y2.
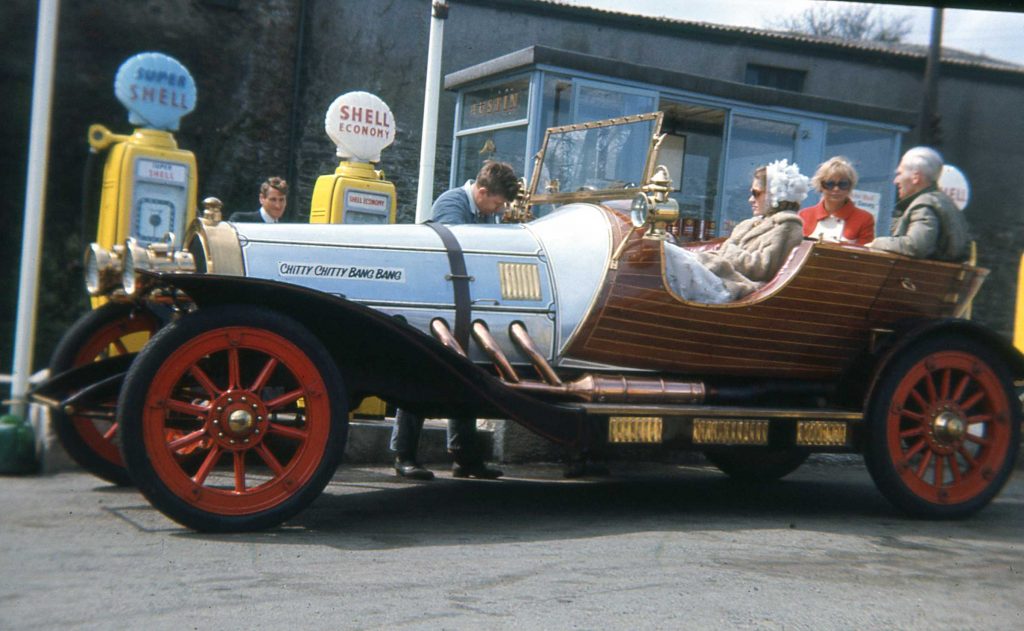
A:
865 336 1020 518
50 302 160 485
119 306 347 532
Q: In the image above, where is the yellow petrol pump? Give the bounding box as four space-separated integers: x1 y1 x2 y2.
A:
1015 253 1024 355
311 91 398 225
309 161 397 225
49 52 199 484
314 91 398 415
88 53 199 306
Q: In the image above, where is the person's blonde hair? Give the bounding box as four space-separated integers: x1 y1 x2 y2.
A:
810 157 858 191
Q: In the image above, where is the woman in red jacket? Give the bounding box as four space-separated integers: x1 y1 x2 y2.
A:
799 157 875 245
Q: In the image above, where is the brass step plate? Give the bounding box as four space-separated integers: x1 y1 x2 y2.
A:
608 416 663 443
692 418 769 445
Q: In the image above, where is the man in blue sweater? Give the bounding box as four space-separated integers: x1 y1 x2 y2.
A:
392 161 519 480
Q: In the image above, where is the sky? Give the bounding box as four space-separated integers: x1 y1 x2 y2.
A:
557 1 1024 66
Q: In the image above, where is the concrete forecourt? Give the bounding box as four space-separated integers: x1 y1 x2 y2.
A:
1 459 1022 629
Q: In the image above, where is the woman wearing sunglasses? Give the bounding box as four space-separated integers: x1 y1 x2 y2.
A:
665 159 807 303
799 156 875 245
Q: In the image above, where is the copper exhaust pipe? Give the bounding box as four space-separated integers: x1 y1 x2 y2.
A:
509 374 706 404
471 321 520 383
429 319 467 357
508 322 562 385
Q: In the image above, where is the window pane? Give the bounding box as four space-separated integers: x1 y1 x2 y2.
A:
541 74 574 131
721 116 797 234
822 123 899 235
574 83 655 122
745 64 806 92
659 100 726 240
455 126 528 186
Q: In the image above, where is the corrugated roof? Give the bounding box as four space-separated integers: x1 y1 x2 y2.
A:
523 0 1024 74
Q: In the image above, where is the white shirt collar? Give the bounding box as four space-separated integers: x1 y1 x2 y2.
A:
462 180 481 219
259 207 278 223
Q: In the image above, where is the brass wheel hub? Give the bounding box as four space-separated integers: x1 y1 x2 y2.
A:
208 391 268 448
228 409 255 434
932 409 966 445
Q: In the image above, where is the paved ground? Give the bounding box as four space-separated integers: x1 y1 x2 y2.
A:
1 460 1022 630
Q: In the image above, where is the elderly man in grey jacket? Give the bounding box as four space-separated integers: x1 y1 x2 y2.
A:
869 146 969 262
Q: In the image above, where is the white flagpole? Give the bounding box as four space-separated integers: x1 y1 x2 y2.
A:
10 0 61 419
414 1 448 223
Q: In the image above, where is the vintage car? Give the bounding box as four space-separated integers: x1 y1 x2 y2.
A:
38 113 1022 532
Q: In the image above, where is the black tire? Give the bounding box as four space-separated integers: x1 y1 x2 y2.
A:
863 334 1021 519
49 302 160 485
118 305 348 532
704 448 810 482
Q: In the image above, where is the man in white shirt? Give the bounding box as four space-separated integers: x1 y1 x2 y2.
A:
230 177 288 223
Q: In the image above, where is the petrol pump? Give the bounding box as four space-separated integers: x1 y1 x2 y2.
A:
1015 255 1024 350
49 52 199 484
310 92 398 416
311 91 397 225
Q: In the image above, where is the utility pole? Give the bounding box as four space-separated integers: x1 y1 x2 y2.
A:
918 7 943 146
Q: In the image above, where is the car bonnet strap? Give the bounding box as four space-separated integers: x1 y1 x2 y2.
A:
424 220 472 350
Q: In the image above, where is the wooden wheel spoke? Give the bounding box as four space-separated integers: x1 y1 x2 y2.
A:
165 398 209 417
102 422 119 441
902 439 927 465
255 443 285 477
265 388 305 411
167 429 207 452
250 357 279 393
228 347 241 391
192 446 222 485
268 422 308 441
957 445 979 469
966 413 992 425
939 369 951 400
965 433 990 447
112 338 130 356
189 364 222 399
915 449 934 479
933 454 945 487
923 371 938 405
959 390 985 412
909 387 929 410
949 454 962 483
951 374 971 402
900 409 926 423
899 426 925 439
234 451 246 492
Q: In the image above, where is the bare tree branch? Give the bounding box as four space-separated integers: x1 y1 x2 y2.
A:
766 4 912 42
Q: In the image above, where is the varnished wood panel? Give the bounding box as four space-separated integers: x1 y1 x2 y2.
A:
565 209 985 379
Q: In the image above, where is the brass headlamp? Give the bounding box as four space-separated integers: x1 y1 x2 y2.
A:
121 234 196 298
84 242 125 297
630 165 679 240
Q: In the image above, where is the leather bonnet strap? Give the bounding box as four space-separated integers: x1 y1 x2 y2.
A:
424 220 473 350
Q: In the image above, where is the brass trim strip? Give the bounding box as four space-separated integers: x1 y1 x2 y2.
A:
796 420 848 446
608 416 663 443
692 419 769 445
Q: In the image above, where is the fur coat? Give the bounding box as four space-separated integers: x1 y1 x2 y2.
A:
697 210 805 299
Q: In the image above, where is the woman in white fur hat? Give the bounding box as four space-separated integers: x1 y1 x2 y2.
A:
665 159 808 302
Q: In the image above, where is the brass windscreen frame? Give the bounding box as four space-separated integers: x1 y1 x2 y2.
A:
524 112 665 212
